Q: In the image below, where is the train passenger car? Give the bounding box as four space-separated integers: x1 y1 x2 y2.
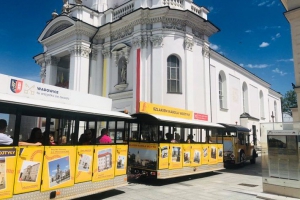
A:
0 74 132 200
218 123 257 167
128 113 224 179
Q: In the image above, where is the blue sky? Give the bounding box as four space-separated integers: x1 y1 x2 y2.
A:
0 0 294 96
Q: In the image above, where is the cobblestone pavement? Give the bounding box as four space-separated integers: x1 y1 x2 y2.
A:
76 156 297 200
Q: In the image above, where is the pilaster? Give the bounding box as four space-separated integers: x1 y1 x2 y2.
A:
45 56 60 86
68 45 91 93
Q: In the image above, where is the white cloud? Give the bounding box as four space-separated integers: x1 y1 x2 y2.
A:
247 64 269 69
272 33 281 40
267 1 275 7
210 43 219 50
208 6 213 12
272 68 287 76
277 58 293 62
258 1 267 6
240 63 244 67
245 30 252 33
259 42 269 48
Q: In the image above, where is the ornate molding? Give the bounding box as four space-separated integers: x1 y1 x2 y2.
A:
45 56 60 66
202 44 210 58
102 47 111 58
91 49 98 60
162 18 186 31
40 66 46 79
150 35 163 47
69 45 91 58
184 37 194 51
111 25 134 42
132 36 148 48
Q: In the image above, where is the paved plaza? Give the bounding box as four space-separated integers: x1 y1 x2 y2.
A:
77 156 297 200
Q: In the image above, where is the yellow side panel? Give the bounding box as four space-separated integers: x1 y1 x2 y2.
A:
0 147 17 199
14 146 44 194
190 144 202 167
201 144 209 165
158 143 169 169
92 145 116 182
209 144 218 165
75 146 94 183
182 144 191 167
115 145 128 176
217 144 223 163
41 146 76 192
169 144 183 169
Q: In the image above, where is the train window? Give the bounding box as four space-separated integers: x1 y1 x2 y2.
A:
129 123 138 141
140 123 157 142
0 112 14 146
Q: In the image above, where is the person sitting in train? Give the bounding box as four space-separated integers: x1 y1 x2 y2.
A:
0 119 13 145
99 128 112 144
186 134 195 143
0 119 42 146
166 133 176 143
78 133 91 145
175 133 181 143
58 136 67 145
26 127 43 144
49 134 56 145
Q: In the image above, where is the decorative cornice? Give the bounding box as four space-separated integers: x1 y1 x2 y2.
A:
184 37 194 51
150 35 163 47
202 44 210 58
110 25 134 42
102 47 111 58
68 45 91 58
162 18 186 31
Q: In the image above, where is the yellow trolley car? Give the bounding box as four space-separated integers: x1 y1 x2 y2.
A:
128 113 224 179
0 74 131 200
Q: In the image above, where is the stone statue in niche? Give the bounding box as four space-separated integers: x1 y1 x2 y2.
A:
120 59 127 84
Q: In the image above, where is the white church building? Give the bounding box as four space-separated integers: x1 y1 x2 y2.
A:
34 0 282 142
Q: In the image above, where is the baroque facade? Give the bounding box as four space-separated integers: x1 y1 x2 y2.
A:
34 0 282 144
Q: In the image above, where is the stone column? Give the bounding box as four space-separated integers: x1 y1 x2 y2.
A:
101 46 111 97
202 42 211 120
45 56 59 86
184 36 194 110
150 35 164 104
68 45 91 93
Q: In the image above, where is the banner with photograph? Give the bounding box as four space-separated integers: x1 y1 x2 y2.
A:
128 143 158 171
115 145 128 176
75 146 94 183
159 144 169 169
190 144 202 167
92 145 116 182
217 144 223 163
169 144 182 169
0 147 17 199
41 146 76 192
182 144 191 167
209 144 218 165
201 144 209 165
14 146 44 194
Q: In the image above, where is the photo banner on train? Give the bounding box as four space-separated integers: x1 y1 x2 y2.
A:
169 144 183 169
139 101 193 120
115 145 128 176
129 143 158 171
41 146 76 192
0 147 17 199
13 146 44 194
92 145 116 182
182 144 192 167
190 144 202 167
159 143 169 169
75 146 94 183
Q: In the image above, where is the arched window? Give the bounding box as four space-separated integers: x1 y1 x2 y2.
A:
274 101 278 122
219 71 227 109
242 82 248 113
167 55 180 93
260 91 265 118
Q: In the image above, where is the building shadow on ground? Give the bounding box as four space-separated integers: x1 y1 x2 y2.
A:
74 189 125 200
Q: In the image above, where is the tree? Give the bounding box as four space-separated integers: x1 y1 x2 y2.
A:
281 90 297 116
